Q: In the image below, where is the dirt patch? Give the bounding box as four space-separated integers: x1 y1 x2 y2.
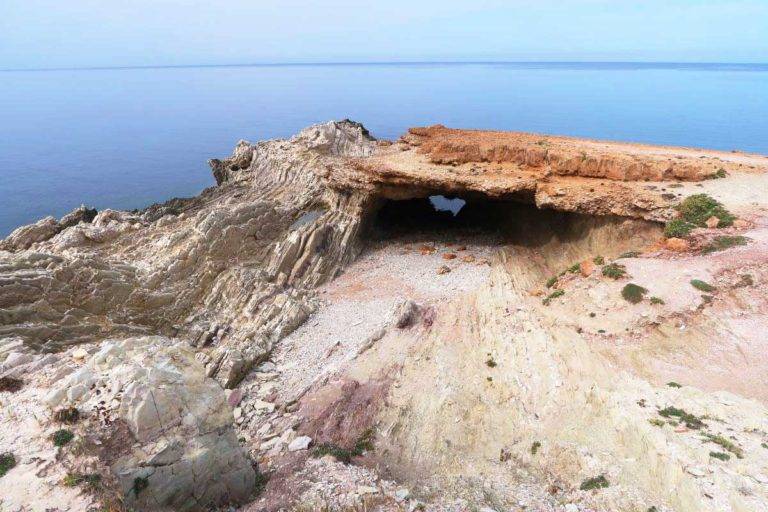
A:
298 377 391 450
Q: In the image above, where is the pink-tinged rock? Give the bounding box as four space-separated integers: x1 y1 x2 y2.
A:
705 216 720 228
227 388 243 407
733 219 750 229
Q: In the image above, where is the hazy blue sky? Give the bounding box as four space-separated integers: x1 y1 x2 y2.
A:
2 1 767 68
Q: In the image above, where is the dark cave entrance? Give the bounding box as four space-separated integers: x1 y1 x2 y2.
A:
370 193 534 243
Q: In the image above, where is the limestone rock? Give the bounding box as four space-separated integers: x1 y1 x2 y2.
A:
288 435 312 451
46 336 256 511
0 216 60 251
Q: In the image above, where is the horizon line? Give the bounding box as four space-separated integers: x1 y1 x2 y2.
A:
2 59 768 73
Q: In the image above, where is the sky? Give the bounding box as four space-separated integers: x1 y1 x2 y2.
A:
1 0 767 69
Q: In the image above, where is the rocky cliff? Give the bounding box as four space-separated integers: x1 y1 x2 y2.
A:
2 121 768 512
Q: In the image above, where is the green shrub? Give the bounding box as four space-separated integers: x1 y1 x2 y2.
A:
0 452 16 477
707 168 727 179
664 219 694 238
690 279 715 292
650 296 665 305
667 382 682 388
254 470 270 495
567 263 581 274
62 472 101 490
621 283 647 304
51 429 75 447
580 475 609 490
545 276 558 288
658 406 705 429
618 250 641 259
530 441 541 455
676 194 735 228
485 357 497 368
602 263 627 279
709 451 730 461
702 235 750 254
311 429 375 464
703 433 744 458
593 256 605 265
133 476 149 496
542 289 565 305
648 418 665 427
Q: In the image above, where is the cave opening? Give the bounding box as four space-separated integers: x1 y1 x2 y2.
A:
367 191 663 265
370 192 534 244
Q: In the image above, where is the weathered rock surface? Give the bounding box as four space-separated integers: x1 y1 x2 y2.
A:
46 336 256 511
3 120 768 512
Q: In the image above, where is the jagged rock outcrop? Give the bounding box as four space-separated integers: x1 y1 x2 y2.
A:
46 336 256 511
3 120 768 511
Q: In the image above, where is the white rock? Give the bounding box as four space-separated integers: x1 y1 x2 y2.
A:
564 505 579 512
288 435 312 451
395 488 411 501
71 348 89 360
357 485 378 495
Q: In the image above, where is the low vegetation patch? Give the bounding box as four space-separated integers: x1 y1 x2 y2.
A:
602 263 627 279
545 276 558 288
737 274 754 287
133 476 149 496
63 472 101 490
485 357 498 368
709 451 730 461
618 251 641 259
650 296 665 305
312 429 375 464
649 418 665 427
690 279 716 292
664 194 736 238
707 168 728 179
0 376 23 393
703 433 744 459
658 406 705 429
51 429 75 447
702 235 750 254
542 289 565 305
667 382 682 388
593 256 605 265
0 452 16 478
621 283 647 304
566 263 581 274
580 475 609 491
664 218 694 238
53 407 80 424
530 441 541 455
254 470 270 495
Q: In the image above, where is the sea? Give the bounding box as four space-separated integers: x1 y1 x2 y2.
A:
1 61 767 236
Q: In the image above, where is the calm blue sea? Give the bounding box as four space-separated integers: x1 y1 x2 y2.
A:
1 62 767 236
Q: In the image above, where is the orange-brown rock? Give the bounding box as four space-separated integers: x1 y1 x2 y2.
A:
705 215 720 228
442 253 457 260
665 237 690 252
579 260 595 277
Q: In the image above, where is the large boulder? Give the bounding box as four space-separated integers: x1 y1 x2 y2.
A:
46 336 256 511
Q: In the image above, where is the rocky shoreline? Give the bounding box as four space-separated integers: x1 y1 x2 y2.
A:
2 121 768 511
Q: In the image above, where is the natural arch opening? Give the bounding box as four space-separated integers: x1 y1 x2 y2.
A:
366 191 663 280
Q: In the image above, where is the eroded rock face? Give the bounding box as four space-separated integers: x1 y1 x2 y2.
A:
46 336 256 511
3 120 768 511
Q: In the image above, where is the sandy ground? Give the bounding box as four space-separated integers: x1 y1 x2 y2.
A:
271 232 497 407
